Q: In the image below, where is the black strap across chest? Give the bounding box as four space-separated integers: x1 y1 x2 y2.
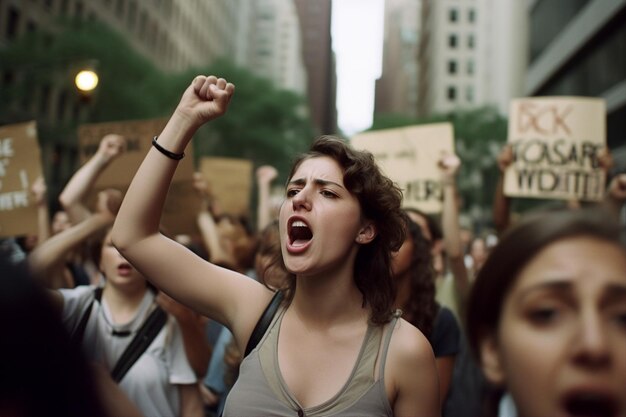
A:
71 287 167 383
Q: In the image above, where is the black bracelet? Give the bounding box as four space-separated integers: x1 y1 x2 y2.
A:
152 136 185 160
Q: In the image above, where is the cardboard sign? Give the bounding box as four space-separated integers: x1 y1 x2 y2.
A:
0 121 44 238
504 97 606 201
199 157 253 215
79 118 201 236
351 123 455 213
78 118 194 186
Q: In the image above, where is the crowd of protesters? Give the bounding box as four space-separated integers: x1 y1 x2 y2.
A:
1 74 625 417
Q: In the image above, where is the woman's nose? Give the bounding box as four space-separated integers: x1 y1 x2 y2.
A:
292 188 312 211
571 310 611 369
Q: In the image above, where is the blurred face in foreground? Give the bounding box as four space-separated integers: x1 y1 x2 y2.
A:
480 236 626 417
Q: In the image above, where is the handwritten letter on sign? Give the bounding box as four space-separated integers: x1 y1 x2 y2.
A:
504 97 606 201
351 123 454 213
0 121 43 238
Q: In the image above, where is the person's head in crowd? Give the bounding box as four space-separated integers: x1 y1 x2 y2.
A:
404 207 446 275
391 212 437 337
277 135 406 324
92 227 150 293
466 208 626 417
0 252 106 417
468 236 488 273
51 209 72 235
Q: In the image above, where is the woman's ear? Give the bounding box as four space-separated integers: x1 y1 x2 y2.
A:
355 222 377 244
480 334 506 385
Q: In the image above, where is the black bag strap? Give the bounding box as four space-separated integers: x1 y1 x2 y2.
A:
244 290 284 357
71 286 103 345
111 304 168 383
71 286 168 383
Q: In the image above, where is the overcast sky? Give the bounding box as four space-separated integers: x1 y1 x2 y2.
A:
331 0 385 137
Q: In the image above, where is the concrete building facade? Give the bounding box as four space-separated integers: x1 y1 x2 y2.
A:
415 0 526 117
526 0 626 151
294 0 337 135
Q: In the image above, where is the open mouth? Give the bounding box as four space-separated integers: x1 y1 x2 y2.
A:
562 392 619 417
288 219 313 248
117 262 133 275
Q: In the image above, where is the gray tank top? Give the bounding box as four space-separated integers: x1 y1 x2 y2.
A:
223 307 400 417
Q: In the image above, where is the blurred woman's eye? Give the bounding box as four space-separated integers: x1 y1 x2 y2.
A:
320 190 337 198
612 311 626 329
527 307 560 325
286 188 299 197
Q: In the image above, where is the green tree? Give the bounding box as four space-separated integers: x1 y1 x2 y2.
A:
0 20 314 202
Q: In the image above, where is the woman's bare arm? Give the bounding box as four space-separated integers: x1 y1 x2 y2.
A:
59 134 126 224
390 321 441 417
111 76 272 346
439 153 470 301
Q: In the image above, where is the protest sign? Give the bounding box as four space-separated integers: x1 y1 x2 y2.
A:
78 118 194 185
78 118 200 235
504 97 606 201
199 157 253 215
351 123 455 213
0 121 43 238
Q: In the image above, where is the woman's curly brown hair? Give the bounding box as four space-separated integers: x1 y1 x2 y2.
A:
274 135 406 325
400 214 438 338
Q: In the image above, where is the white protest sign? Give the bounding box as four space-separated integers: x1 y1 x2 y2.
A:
351 123 455 213
504 97 606 201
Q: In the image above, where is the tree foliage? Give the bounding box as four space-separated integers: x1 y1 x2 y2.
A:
0 19 314 196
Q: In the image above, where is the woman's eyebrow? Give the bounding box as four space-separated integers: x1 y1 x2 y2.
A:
288 177 345 190
518 280 573 300
314 179 345 190
602 283 626 303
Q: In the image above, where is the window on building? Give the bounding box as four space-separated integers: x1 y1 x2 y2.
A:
448 34 457 48
60 0 69 14
139 10 147 38
6 6 20 41
466 86 474 102
468 34 475 49
467 59 475 75
447 86 457 101
468 9 476 23
39 85 51 116
74 1 84 18
448 60 457 75
56 90 67 121
128 1 137 29
449 8 458 22
115 0 125 18
2 71 15 87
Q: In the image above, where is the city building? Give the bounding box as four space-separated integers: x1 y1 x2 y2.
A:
526 0 626 151
236 0 307 96
0 0 239 71
415 0 526 117
375 0 421 117
294 0 337 135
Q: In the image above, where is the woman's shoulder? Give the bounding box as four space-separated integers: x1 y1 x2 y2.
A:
384 316 440 413
388 316 435 364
